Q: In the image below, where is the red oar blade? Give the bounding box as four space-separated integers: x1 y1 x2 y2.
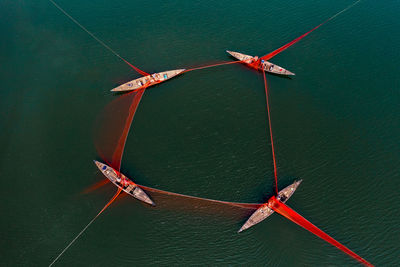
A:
260 0 362 61
268 196 373 266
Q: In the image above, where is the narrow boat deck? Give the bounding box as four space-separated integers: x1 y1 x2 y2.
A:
94 160 155 206
111 69 185 92
238 180 302 232
226 50 295 76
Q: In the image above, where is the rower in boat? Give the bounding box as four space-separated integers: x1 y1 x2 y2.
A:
227 50 295 76
238 180 302 232
93 160 155 206
111 69 186 92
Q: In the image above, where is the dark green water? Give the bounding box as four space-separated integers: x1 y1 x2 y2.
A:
1 0 399 265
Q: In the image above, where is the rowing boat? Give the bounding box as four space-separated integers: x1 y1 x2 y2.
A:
238 180 302 232
94 160 155 206
111 69 186 92
226 50 295 76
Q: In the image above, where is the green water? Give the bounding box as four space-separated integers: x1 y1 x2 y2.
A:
1 0 399 265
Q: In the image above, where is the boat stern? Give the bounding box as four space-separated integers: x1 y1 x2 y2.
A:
277 179 302 203
93 160 107 171
175 68 186 75
261 60 295 76
238 204 275 233
133 186 156 206
238 179 302 232
111 80 143 92
165 69 186 79
226 50 238 59
226 50 253 62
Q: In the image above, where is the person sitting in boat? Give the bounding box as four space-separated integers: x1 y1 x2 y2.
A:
121 178 129 187
277 193 287 202
244 56 254 64
245 56 259 65
151 73 161 82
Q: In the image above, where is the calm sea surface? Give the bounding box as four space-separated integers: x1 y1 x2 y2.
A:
1 0 399 265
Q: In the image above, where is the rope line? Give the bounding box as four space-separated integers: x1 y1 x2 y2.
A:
260 0 362 61
49 189 122 266
263 72 279 194
48 0 149 76
138 184 261 209
269 196 373 266
184 60 243 72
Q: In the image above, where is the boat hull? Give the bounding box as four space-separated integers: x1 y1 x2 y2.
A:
226 50 295 76
238 180 302 232
94 160 155 206
111 69 186 92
